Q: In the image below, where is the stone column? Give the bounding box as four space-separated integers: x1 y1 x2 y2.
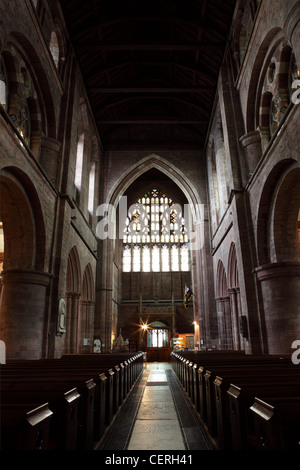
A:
0 269 51 359
239 130 262 175
87 300 95 346
96 237 114 352
223 296 233 350
236 287 245 350
216 297 225 349
69 293 80 354
64 292 73 353
229 288 240 350
254 262 300 355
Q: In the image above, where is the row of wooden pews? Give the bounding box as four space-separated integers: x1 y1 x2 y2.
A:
170 350 300 450
0 352 144 450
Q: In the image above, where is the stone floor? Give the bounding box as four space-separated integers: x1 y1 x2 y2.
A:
99 362 212 451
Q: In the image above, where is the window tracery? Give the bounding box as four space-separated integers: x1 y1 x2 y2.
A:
122 188 190 273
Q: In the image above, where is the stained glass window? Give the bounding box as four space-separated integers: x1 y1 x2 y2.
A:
122 189 190 272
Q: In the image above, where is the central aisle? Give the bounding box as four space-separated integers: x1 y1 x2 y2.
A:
99 361 212 451
127 363 186 450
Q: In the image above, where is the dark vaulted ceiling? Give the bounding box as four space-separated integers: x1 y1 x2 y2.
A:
59 0 236 151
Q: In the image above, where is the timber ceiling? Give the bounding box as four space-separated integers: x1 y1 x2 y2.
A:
59 0 236 151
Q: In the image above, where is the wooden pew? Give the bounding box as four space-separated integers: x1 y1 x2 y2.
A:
2 368 109 447
1 373 95 450
171 351 251 422
226 375 300 450
203 362 299 448
214 372 300 449
1 385 81 450
170 351 300 450
1 352 144 450
250 396 300 450
0 402 53 450
59 352 144 416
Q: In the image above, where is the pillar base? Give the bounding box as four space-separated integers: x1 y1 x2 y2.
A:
0 269 51 359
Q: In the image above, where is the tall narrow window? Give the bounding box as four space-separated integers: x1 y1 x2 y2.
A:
75 133 84 190
50 31 59 68
122 188 190 272
123 245 131 272
0 58 6 109
88 163 95 213
132 245 141 272
142 245 151 272
152 244 160 272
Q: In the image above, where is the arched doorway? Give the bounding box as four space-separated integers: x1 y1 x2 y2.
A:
142 321 171 362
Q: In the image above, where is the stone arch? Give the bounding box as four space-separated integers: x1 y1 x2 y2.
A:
66 246 81 294
245 27 283 133
0 167 49 359
215 260 232 349
256 40 299 150
7 31 56 139
270 163 300 263
277 44 295 101
227 243 243 350
0 166 46 271
255 160 300 355
98 154 204 351
227 243 239 289
107 154 202 220
256 158 297 266
82 263 95 302
216 260 228 298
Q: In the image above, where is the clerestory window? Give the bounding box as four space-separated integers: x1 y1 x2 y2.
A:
122 188 190 273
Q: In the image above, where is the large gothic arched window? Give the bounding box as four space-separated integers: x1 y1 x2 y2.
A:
122 188 190 273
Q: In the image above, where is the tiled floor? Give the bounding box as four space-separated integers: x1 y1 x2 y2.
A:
99 362 212 451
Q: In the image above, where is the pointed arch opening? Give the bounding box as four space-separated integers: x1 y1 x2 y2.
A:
227 243 244 350
64 246 81 354
77 264 95 353
216 260 233 350
99 155 203 357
